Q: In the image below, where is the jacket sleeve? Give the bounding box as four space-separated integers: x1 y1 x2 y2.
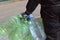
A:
25 0 39 15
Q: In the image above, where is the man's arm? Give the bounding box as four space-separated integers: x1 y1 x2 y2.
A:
25 0 39 15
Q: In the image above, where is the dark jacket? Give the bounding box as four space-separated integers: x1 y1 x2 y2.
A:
26 0 60 15
25 0 60 40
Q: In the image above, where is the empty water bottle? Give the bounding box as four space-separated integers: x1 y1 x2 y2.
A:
28 14 46 40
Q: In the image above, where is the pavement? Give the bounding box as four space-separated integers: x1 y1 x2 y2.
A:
0 1 41 40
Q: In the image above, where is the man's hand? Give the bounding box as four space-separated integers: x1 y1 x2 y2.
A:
22 12 28 17
21 12 33 20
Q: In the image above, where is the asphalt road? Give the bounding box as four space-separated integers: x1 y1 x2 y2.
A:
0 1 41 40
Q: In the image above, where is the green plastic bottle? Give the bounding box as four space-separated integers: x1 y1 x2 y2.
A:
0 14 34 40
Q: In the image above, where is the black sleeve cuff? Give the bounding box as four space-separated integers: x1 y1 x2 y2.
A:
25 11 32 15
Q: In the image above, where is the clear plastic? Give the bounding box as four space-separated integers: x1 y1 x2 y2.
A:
29 18 46 40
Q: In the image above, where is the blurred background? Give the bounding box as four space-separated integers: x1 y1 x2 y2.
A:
0 0 26 5
0 0 25 2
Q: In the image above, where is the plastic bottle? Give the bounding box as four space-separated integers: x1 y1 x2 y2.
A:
28 14 46 40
